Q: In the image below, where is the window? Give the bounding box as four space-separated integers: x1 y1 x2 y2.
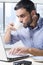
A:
37 4 43 17
5 3 18 31
0 3 3 33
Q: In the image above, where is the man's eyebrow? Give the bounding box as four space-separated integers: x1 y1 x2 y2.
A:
17 14 25 17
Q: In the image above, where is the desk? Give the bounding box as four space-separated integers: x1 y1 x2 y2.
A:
0 61 13 65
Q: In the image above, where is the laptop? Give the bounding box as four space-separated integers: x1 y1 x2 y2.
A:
0 34 29 62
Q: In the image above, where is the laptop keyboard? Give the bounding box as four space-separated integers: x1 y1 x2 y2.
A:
6 51 29 58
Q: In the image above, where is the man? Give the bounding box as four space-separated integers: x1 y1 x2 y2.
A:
4 0 43 56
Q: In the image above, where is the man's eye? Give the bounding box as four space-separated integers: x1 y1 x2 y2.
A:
20 15 25 18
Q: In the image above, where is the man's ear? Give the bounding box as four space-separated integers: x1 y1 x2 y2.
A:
31 10 38 23
31 10 36 17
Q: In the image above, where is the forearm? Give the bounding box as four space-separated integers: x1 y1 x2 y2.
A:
28 48 43 56
4 29 11 43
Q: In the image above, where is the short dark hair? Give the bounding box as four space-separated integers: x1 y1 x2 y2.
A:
14 0 36 13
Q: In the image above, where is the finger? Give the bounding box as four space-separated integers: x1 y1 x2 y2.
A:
9 48 15 54
16 49 24 55
16 48 29 55
12 48 21 55
10 22 14 26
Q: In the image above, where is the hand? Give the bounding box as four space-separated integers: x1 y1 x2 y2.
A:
4 23 17 43
9 47 43 56
9 47 29 55
6 23 16 31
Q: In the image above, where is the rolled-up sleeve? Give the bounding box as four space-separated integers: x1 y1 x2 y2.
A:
9 31 20 44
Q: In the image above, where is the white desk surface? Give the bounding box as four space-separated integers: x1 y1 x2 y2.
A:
24 58 43 65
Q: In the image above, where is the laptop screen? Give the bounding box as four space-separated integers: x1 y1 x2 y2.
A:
0 36 7 61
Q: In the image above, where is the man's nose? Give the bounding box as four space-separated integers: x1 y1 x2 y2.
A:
19 18 23 23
